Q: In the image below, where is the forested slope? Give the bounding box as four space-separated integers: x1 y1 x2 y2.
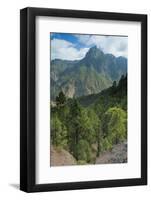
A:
50 75 127 165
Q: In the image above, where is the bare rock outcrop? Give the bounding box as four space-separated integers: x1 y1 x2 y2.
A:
50 146 76 166
96 142 127 164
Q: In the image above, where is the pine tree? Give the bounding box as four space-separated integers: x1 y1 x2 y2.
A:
67 99 82 160
56 91 66 106
101 107 127 150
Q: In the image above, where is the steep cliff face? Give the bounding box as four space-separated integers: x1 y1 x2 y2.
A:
51 46 127 100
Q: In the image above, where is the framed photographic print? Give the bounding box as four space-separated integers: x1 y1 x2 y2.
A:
20 7 147 192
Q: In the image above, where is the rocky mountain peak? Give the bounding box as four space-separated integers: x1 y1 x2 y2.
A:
85 45 104 59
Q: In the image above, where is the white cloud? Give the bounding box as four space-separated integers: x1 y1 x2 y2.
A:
75 34 91 44
51 35 128 61
76 35 128 58
51 38 89 60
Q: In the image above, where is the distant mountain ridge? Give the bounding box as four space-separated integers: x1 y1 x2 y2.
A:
51 46 127 100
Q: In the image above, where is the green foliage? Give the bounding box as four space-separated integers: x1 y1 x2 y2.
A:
101 138 113 152
112 80 117 88
86 109 100 144
66 99 100 162
79 74 127 111
51 115 68 149
77 160 87 165
66 99 82 159
101 107 127 151
51 75 127 164
56 91 66 106
76 140 91 162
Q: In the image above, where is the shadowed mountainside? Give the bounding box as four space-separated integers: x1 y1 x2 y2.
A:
51 46 127 100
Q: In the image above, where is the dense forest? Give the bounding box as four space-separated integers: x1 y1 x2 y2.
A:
50 74 127 165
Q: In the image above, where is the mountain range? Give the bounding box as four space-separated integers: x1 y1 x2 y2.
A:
50 46 127 100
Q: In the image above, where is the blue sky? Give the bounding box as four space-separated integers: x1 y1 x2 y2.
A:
50 33 128 61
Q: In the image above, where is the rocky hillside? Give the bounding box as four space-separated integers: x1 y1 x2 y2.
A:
96 142 127 164
51 46 127 100
50 146 76 166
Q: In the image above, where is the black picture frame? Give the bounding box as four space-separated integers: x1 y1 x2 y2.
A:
20 7 147 193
